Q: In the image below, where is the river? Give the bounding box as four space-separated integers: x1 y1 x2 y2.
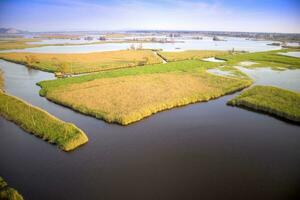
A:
0 59 300 200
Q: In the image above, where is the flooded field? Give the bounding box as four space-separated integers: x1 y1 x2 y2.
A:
0 37 280 54
1 59 299 200
237 67 300 92
279 51 300 58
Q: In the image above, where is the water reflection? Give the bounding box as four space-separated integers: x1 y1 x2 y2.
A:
202 57 225 62
236 67 300 92
207 68 232 77
279 51 300 58
1 37 280 54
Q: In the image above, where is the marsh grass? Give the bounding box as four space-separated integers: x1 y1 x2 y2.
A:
38 60 222 96
38 60 252 125
0 50 162 74
157 50 230 62
0 69 3 91
0 176 24 200
209 65 250 78
0 91 88 151
228 85 300 123
218 49 300 69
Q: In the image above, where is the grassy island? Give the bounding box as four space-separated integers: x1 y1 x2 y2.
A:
157 50 230 62
38 60 252 125
0 50 162 74
228 86 300 123
0 177 24 200
0 91 88 151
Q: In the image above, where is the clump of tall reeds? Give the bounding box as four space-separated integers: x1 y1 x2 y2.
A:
228 85 300 123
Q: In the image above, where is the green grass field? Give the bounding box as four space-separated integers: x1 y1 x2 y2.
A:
38 60 252 125
0 91 88 151
38 60 223 96
0 50 163 74
228 85 300 123
0 177 23 200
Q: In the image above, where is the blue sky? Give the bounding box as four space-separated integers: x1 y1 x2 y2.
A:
0 0 299 33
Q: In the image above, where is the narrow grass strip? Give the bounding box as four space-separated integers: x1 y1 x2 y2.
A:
157 50 230 62
228 85 300 123
0 91 88 151
0 69 3 91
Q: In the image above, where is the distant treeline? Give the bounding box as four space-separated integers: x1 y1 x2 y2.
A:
128 30 300 43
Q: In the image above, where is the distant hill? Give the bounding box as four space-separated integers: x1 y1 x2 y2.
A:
0 28 28 34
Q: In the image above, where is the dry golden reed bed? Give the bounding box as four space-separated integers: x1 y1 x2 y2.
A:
46 72 251 125
0 50 162 74
158 50 230 62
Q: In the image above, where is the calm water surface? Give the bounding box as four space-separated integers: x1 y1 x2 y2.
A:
0 60 300 200
207 68 233 77
279 52 300 58
1 37 280 54
202 57 226 62
237 67 300 92
28 38 102 45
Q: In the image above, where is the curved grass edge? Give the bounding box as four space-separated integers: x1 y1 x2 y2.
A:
0 57 56 73
44 76 252 125
0 91 88 151
227 85 300 124
157 50 230 62
0 176 24 200
0 69 3 91
0 57 163 74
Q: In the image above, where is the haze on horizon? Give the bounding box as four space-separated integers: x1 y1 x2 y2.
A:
0 0 299 33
